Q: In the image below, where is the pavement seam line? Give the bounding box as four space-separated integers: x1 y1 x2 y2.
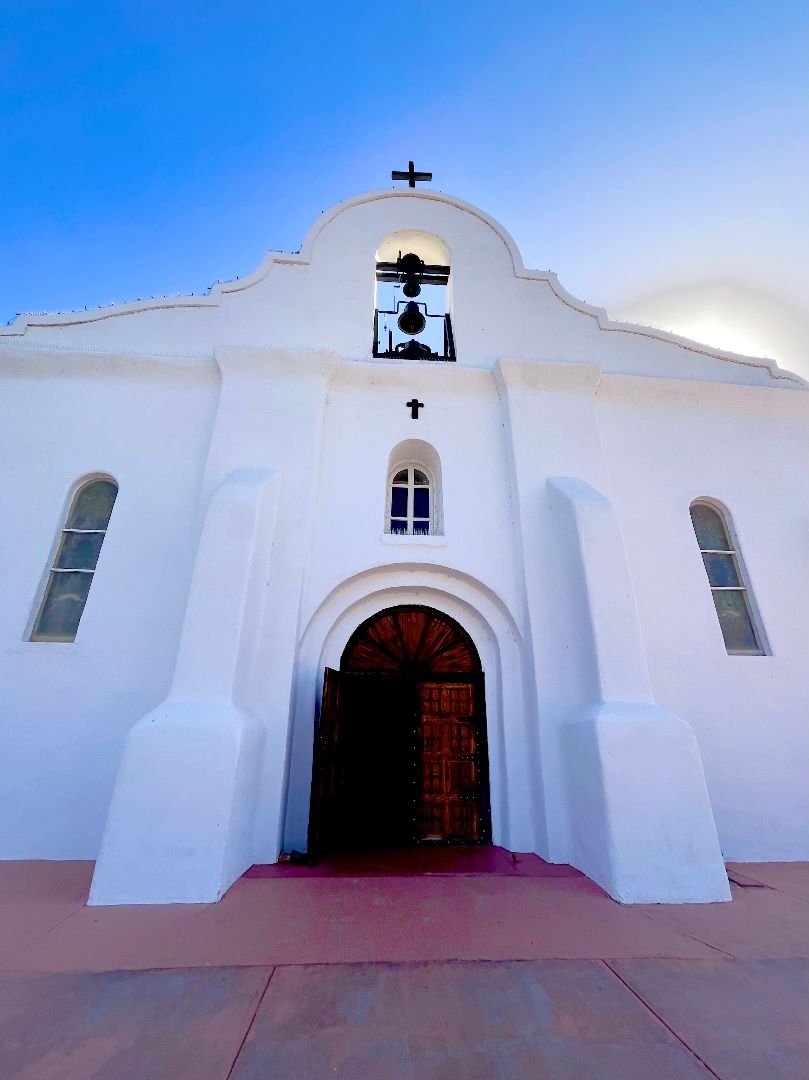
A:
225 966 276 1080
631 910 737 959
727 870 808 900
0 900 87 970
601 960 724 1079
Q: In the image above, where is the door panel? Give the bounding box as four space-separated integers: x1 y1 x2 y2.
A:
307 667 343 861
338 674 414 848
416 682 482 842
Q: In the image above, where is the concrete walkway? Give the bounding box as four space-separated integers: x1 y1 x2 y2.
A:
0 855 806 1078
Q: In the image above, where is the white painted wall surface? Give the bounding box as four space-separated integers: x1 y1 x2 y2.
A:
598 376 809 861
1 188 806 905
89 468 281 904
0 352 218 857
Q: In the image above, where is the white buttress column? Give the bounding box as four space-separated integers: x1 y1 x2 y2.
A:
90 348 335 904
496 358 729 903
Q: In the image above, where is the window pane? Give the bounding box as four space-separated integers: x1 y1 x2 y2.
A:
712 590 760 654
392 469 408 484
67 481 118 531
31 572 93 641
702 553 740 588
413 520 430 536
55 531 105 571
413 487 430 518
390 487 408 517
390 519 408 535
413 470 429 486
690 504 729 551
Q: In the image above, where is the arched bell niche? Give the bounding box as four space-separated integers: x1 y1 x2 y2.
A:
375 230 452 267
373 231 455 362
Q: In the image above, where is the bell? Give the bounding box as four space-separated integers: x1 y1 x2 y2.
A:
398 301 426 335
398 253 423 275
399 252 423 298
395 339 432 360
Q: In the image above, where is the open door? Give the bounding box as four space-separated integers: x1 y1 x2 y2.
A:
417 681 485 842
306 607 491 860
307 667 342 862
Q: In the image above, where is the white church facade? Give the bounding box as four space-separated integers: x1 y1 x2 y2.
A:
1 185 807 907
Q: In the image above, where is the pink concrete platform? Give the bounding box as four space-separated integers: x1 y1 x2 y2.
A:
0 859 806 1078
244 844 582 878
726 860 809 903
0 858 807 973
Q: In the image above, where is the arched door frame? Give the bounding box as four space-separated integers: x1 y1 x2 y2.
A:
309 604 491 853
276 568 544 860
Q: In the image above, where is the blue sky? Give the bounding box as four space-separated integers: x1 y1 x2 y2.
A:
1 2 807 371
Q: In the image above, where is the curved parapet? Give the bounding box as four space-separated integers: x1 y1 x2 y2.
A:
2 189 804 387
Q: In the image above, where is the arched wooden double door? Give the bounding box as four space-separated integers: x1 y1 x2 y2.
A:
308 606 491 859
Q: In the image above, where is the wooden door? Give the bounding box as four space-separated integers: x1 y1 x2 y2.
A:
342 606 478 675
338 673 414 848
416 681 482 842
307 667 342 862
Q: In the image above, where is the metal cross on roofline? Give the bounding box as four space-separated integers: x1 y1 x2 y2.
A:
392 161 432 188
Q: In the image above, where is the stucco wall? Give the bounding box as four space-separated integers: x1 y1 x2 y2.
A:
0 352 218 857
1 188 807 875
279 359 534 855
598 375 809 860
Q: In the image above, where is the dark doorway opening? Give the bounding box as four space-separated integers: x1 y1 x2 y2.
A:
308 606 492 861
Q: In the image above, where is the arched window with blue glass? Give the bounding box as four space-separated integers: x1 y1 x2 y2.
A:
389 465 432 535
689 499 765 655
386 440 443 537
30 476 118 642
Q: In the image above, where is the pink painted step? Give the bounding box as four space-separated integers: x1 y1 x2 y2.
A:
244 845 583 879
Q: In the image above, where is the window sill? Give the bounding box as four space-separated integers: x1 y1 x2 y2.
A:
381 534 448 547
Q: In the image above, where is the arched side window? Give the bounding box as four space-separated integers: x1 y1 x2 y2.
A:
689 500 763 655
385 439 443 537
30 478 118 642
389 465 432 535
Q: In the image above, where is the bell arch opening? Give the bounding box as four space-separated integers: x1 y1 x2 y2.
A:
308 605 491 858
373 231 455 362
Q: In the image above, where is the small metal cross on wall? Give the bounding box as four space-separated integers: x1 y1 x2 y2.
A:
392 161 432 188
406 398 424 419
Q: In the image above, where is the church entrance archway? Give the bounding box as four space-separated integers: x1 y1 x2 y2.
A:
307 605 492 860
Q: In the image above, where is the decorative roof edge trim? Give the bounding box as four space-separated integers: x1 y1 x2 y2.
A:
1 189 804 388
